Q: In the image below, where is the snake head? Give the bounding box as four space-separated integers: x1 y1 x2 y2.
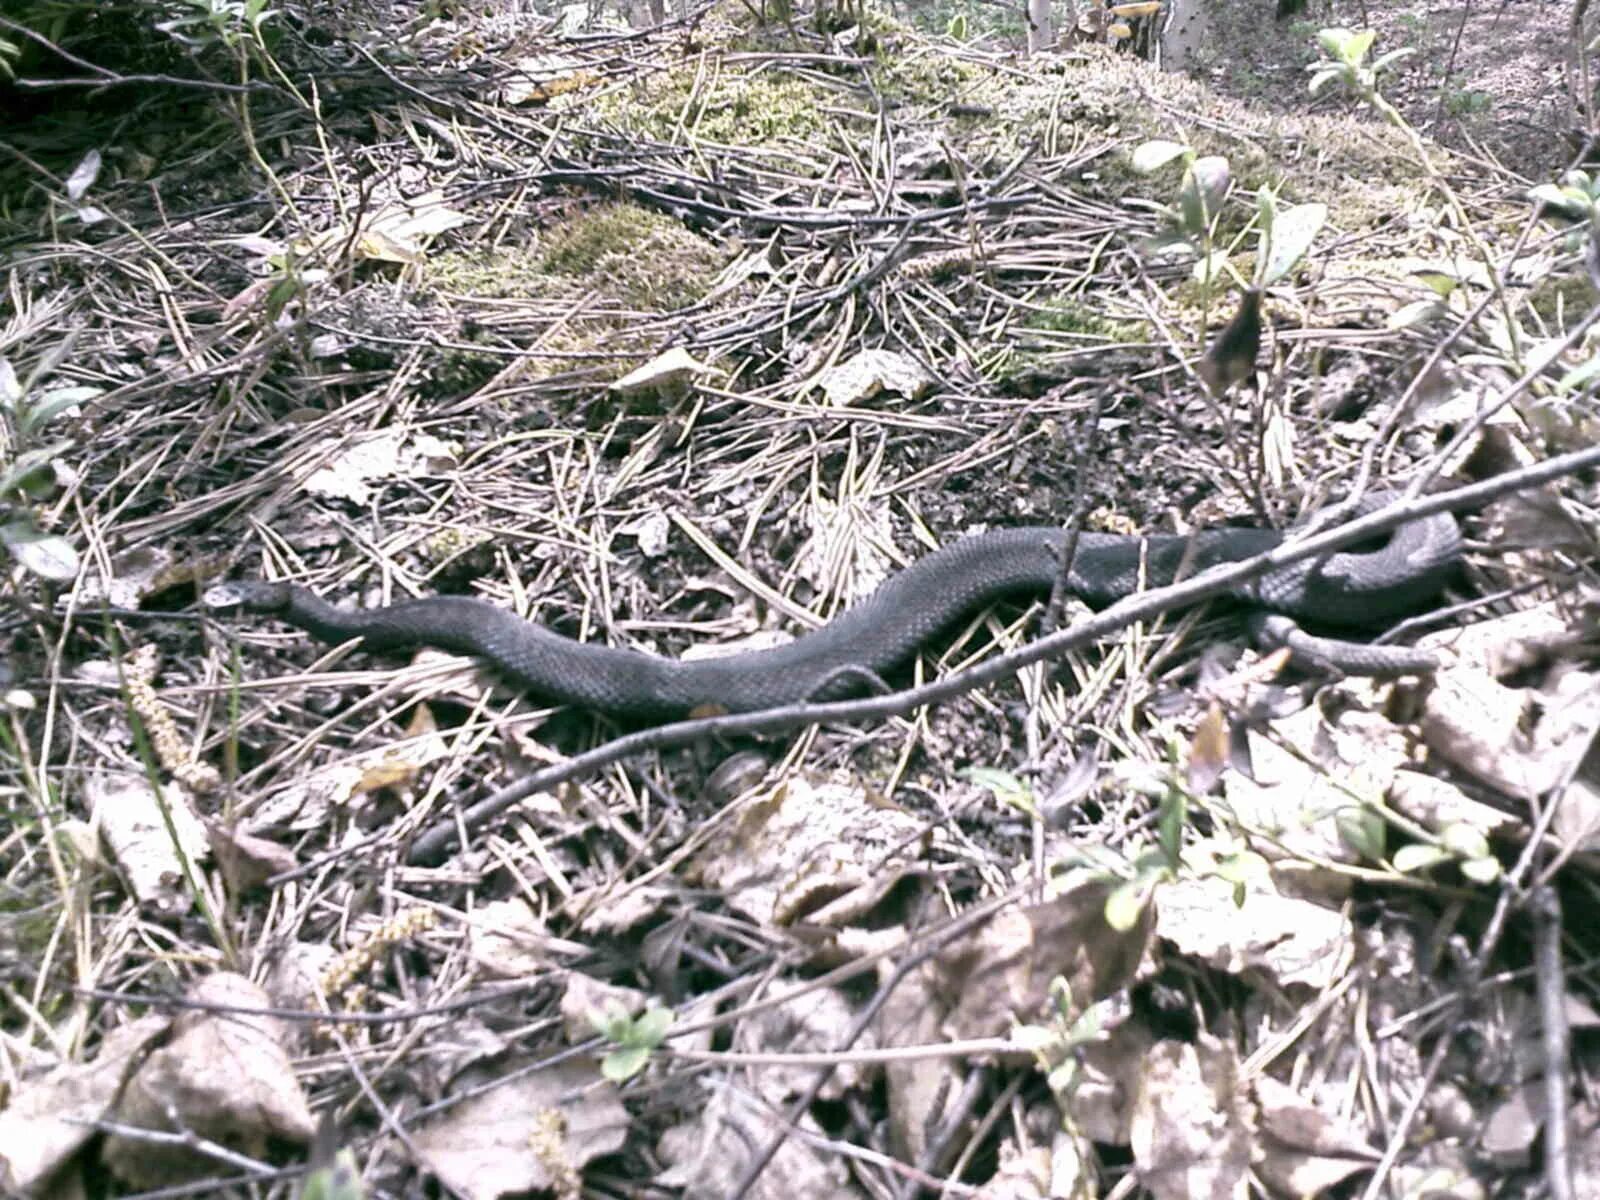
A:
203 580 292 614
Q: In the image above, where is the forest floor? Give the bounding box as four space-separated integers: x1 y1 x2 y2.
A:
2 1 1599 1198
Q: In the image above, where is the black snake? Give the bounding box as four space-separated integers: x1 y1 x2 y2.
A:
208 497 1461 720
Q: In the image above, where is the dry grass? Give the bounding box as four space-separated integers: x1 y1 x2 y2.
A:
2 1 1599 1196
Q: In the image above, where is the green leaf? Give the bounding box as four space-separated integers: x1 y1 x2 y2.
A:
964 766 1037 816
1316 27 1355 58
1190 249 1231 285
1336 806 1386 862
1213 849 1269 886
1255 185 1278 232
601 1044 652 1083
1371 47 1414 74
589 1000 632 1041
1 521 80 581
1157 789 1186 869
1259 201 1325 286
1141 231 1199 260
1460 855 1502 884
1386 299 1447 330
1440 823 1490 861
0 443 69 495
23 385 100 434
1392 843 1451 874
1104 878 1150 932
1131 139 1191 173
633 1005 674 1046
1307 67 1344 96
1344 29 1376 64
1558 353 1600 392
301 1149 365 1200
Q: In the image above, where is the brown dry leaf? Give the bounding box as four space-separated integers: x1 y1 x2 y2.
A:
1128 1034 1251 1200
1185 701 1232 795
1156 847 1349 990
609 346 719 398
940 879 1154 1037
299 428 459 505
879 880 1154 1163
1480 1082 1545 1165
502 54 598 105
0 1015 169 1194
974 1139 1053 1200
811 349 935 406
101 973 314 1188
655 1078 849 1200
690 774 927 927
294 192 469 266
1253 1075 1378 1196
247 711 452 830
1220 699 1411 872
76 545 219 609
1422 660 1600 806
411 1060 626 1200
88 770 210 915
205 818 298 893
1387 770 1520 842
730 981 872 1101
466 897 558 979
1065 1018 1154 1145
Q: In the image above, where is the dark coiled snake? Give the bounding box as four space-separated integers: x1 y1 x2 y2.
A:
206 494 1462 720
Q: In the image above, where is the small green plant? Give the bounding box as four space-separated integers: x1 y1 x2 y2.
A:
1012 976 1106 1109
964 765 1039 819
1130 144 1326 292
155 0 277 51
1531 169 1600 246
590 1000 674 1082
1442 88 1491 117
1392 823 1501 884
0 343 96 582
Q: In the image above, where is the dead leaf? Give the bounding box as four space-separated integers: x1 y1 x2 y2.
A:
655 1078 848 1200
205 819 298 893
299 428 460 505
1156 850 1348 990
101 974 315 1187
974 1139 1053 1199
411 1061 626 1200
0 1016 169 1194
939 879 1154 1037
879 880 1154 1162
502 54 598 105
246 712 452 830
609 347 719 398
89 771 210 915
1129 1034 1251 1200
466 898 558 979
810 349 935 406
730 981 873 1101
690 775 926 927
1423 661 1600 804
1253 1075 1378 1196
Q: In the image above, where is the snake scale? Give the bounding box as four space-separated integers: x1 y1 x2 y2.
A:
209 497 1461 720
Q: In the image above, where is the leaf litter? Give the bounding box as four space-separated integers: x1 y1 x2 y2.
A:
2 0 1599 1196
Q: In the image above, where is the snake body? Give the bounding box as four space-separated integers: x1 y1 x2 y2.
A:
212 497 1461 720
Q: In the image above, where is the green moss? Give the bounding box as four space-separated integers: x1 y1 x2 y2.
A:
600 66 849 146
1023 297 1144 341
538 203 729 309
427 203 729 312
